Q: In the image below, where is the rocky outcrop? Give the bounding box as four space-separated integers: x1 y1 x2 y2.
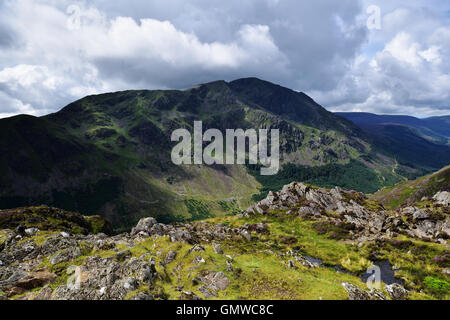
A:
0 213 269 300
342 282 410 300
433 191 450 206
385 283 409 300
341 282 387 300
50 255 159 300
246 182 449 243
130 217 269 244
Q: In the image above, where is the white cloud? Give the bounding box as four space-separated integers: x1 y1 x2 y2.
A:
0 0 448 118
315 3 450 117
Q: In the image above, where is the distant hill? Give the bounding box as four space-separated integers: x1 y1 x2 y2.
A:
336 112 450 173
422 116 450 139
336 112 450 145
371 165 450 208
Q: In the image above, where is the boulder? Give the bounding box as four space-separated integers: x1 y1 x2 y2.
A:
50 247 81 265
342 283 371 300
433 191 450 206
34 285 53 300
164 250 177 265
24 228 39 236
200 271 230 291
131 217 157 236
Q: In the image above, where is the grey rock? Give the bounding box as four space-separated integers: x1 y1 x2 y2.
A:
198 286 218 298
188 244 205 253
226 260 233 272
241 230 252 241
34 285 53 300
50 247 81 265
122 277 138 291
213 244 224 255
200 271 230 291
164 250 177 265
433 191 450 206
385 283 408 300
192 256 205 264
342 283 371 300
25 228 39 236
181 291 202 300
131 217 157 236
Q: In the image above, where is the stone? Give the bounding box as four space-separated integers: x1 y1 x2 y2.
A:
50 247 81 265
188 244 205 253
25 228 39 236
132 292 152 300
115 250 131 262
199 286 218 298
385 283 408 300
131 217 157 235
200 271 230 291
34 285 53 300
441 269 450 276
226 260 233 272
181 291 202 300
15 271 56 291
164 250 177 265
99 287 107 296
368 289 387 300
411 208 431 220
123 277 138 291
192 256 205 264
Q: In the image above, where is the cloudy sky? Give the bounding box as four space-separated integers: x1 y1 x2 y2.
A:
0 0 449 118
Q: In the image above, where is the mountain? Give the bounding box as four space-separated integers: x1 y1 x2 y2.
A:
423 116 450 139
372 165 450 209
1 171 449 300
336 112 450 171
336 112 450 145
0 78 445 230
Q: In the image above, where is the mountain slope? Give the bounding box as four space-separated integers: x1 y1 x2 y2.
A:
372 165 450 209
423 116 450 139
0 78 441 230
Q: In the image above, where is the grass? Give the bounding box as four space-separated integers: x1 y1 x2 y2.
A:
372 165 450 209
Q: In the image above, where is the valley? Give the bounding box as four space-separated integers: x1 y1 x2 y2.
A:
1 78 447 231
0 168 448 300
